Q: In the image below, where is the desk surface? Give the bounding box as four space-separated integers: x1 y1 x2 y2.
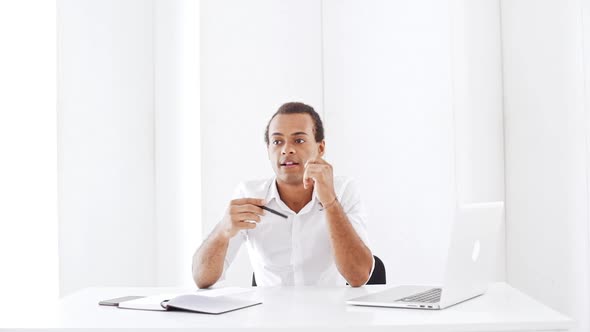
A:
1 282 573 331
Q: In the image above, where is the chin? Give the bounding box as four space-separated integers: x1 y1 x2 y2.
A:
277 174 303 185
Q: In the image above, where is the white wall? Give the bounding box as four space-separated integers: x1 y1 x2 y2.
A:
200 0 324 286
449 0 505 280
324 0 504 285
502 0 590 330
154 0 201 287
0 0 58 307
58 0 157 295
56 0 507 297
58 0 200 295
323 0 456 285
200 0 505 286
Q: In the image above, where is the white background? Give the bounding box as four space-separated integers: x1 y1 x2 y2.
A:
0 0 58 309
502 0 590 330
1 1 589 332
200 0 505 288
57 0 200 295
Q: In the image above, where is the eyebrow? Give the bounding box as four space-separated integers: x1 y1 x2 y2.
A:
270 132 309 137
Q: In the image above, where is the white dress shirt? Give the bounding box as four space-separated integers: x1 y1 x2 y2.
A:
219 176 374 286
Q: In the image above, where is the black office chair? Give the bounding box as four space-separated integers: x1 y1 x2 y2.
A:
366 255 386 285
252 255 386 286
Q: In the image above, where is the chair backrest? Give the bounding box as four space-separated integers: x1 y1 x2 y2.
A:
252 255 386 286
367 255 386 285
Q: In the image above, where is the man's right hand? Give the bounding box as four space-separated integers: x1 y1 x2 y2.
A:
220 198 266 239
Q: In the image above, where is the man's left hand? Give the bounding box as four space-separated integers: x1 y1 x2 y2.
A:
303 157 337 206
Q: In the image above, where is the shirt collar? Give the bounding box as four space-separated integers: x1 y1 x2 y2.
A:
264 177 279 203
265 177 321 214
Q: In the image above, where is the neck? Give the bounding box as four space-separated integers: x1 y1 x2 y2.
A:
275 180 313 213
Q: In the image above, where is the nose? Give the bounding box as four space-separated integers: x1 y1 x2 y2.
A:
281 141 296 155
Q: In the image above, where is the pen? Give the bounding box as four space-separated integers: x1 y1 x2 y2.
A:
257 205 288 219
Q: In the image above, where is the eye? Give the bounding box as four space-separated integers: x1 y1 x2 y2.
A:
295 138 305 144
272 140 282 145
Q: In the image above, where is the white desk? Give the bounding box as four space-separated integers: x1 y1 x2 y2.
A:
1 282 573 331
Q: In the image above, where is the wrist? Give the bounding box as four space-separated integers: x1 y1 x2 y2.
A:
320 196 338 210
215 222 233 241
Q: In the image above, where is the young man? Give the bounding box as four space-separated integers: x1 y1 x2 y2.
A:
192 102 374 287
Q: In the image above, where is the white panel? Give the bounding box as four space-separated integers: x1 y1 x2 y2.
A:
323 0 456 285
585 2 590 326
0 0 58 306
449 0 505 280
154 0 201 287
502 0 589 330
58 0 156 295
200 0 323 286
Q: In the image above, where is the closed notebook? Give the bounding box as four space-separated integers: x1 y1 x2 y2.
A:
116 288 261 314
162 294 262 314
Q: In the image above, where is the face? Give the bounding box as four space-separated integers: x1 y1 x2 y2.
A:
267 113 325 186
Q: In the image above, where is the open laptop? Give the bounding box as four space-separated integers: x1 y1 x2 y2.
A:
347 201 503 310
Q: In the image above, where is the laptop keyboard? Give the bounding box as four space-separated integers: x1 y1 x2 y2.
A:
397 288 442 303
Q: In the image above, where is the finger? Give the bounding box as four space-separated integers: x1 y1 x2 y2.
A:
304 164 322 173
305 157 328 168
233 212 261 223
303 169 315 189
304 165 323 179
234 220 257 230
304 177 314 189
304 158 317 168
231 204 265 216
305 164 331 178
303 164 312 189
232 197 266 206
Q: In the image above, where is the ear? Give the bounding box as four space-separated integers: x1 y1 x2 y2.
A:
318 140 326 157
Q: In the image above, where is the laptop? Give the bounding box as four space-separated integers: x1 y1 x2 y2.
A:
347 201 503 310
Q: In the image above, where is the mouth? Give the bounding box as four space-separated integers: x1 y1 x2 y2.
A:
280 161 300 169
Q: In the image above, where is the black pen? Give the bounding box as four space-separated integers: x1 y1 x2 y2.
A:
258 205 288 219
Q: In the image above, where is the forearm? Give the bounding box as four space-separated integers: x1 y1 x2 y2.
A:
192 224 231 289
324 201 373 287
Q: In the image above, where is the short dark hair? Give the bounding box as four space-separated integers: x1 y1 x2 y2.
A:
264 102 324 145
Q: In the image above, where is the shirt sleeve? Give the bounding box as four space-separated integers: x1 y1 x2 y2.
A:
215 182 248 284
216 231 246 284
338 177 375 285
338 177 371 248
193 182 248 286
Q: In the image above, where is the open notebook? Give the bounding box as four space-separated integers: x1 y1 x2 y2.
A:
114 287 262 314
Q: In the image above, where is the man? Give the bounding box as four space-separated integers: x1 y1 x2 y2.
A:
192 102 374 288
